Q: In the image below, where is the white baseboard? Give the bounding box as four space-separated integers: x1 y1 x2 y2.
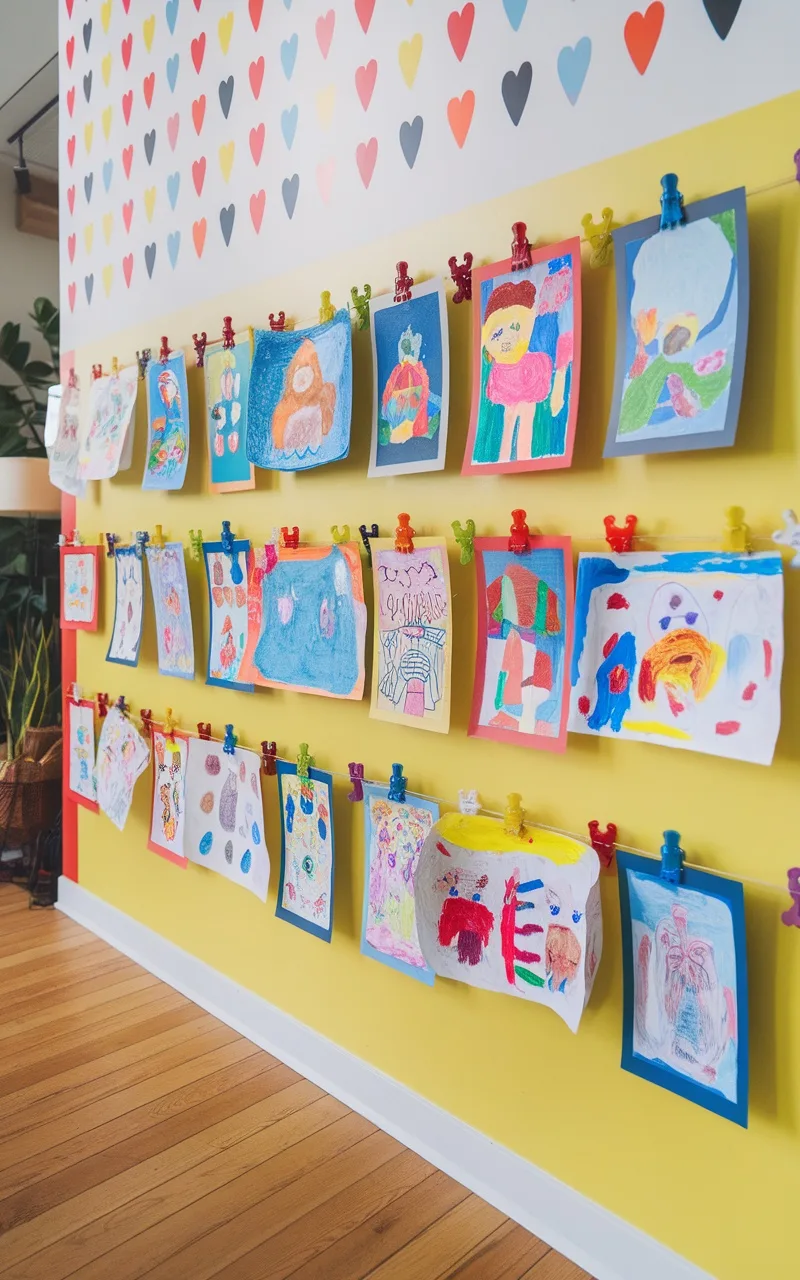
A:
57 878 713 1280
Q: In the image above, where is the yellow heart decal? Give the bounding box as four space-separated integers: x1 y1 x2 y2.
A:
399 33 423 87
144 187 157 221
100 0 112 33
84 224 94 254
101 53 112 87
102 264 114 298
218 141 235 182
316 85 336 131
84 122 94 153
143 15 155 53
218 11 234 54
102 106 113 141
102 212 114 245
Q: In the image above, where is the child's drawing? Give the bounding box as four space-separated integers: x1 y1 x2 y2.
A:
106 546 144 666
143 351 190 490
203 538 253 691
94 706 151 831
185 738 270 901
147 728 188 866
145 542 194 679
67 697 97 810
204 332 255 493
79 365 138 480
276 761 335 942
61 546 99 631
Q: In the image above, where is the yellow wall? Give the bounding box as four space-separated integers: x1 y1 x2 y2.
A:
74 91 800 1280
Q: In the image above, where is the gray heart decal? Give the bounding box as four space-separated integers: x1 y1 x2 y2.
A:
502 61 532 127
282 174 299 219
83 72 92 103
218 76 234 119
219 203 236 246
84 172 93 202
144 242 157 278
83 19 92 51
399 116 423 169
702 0 742 39
144 130 156 165
84 274 94 303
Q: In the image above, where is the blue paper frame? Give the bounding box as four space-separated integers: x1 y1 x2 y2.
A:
202 539 254 692
275 761 335 943
105 546 144 668
143 350 191 490
617 851 749 1127
145 542 195 681
604 187 749 458
360 782 437 986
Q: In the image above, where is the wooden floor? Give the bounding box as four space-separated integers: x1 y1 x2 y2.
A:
0 884 592 1280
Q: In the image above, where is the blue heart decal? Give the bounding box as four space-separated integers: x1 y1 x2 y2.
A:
399 116 423 169
218 75 234 119
84 273 94 303
283 0 292 7
502 0 527 31
166 54 180 93
102 159 113 192
167 230 180 268
166 171 180 209
165 0 179 35
84 172 94 203
281 33 298 80
83 72 92 103
219 203 236 246
282 173 299 219
281 105 298 149
144 129 156 165
144 242 157 278
557 37 591 106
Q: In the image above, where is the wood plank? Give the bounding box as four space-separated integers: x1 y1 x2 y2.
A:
0 917 86 955
0 971 160 1044
521 1252 593 1280
0 931 104 971
0 958 140 1022
362 1194 508 1280
0 947 134 1005
442 1221 551 1278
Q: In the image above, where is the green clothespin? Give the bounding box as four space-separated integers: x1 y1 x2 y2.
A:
188 529 204 561
297 742 314 782
451 518 476 565
331 524 350 544
350 284 372 330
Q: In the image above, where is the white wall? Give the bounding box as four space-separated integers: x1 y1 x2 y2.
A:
0 160 59 360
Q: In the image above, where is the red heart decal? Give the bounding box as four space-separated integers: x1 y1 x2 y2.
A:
192 156 207 195
191 33 206 74
122 144 134 177
143 73 155 108
66 86 76 117
192 95 206 134
65 0 74 16
316 10 335 58
624 3 665 75
67 135 76 166
68 282 77 312
193 218 207 257
354 0 375 34
355 60 377 110
123 253 134 287
355 137 378 188
122 0 131 12
66 36 75 68
193 0 202 8
447 90 475 148
249 57 264 99
122 199 134 231
447 4 474 62
67 234 76 263
249 123 265 164
121 34 132 70
250 190 266 232
122 90 133 124
249 0 263 30
67 185 76 214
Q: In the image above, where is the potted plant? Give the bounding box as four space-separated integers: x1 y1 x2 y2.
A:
0 615 61 849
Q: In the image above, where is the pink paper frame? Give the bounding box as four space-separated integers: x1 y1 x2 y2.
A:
461 237 582 475
60 546 99 631
469 535 574 753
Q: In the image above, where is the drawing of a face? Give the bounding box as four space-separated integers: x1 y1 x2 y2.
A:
158 370 180 409
647 582 707 639
482 280 536 365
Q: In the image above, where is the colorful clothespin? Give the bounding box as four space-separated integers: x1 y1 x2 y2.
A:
188 529 204 561
261 741 277 776
331 525 350 544
114 695 129 717
197 722 212 740
394 261 413 303
69 682 83 703
297 742 314 783
319 291 336 324
394 513 415 555
97 692 109 718
105 532 120 558
510 221 532 271
458 789 480 816
281 526 300 550
222 724 237 756
388 763 407 803
504 792 525 837
508 509 531 555
151 524 164 549
604 514 637 553
71 529 83 545
451 519 475 565
132 530 150 559
140 708 153 736
68 367 78 388
110 356 119 377
795 149 800 184
269 311 286 331
221 315 235 349
359 523 379 564
348 762 365 802
136 348 151 379
659 174 685 231
722 506 751 553
159 335 171 364
91 363 103 381
350 284 372 329
660 830 684 884
192 331 208 366
588 820 617 871
581 208 615 268
448 252 473 303
772 510 800 567
163 706 177 739
781 868 800 927
220 520 244 584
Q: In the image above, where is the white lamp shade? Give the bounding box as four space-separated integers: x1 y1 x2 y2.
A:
0 458 61 516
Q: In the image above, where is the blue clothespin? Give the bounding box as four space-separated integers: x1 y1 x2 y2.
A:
220 520 243 585
223 723 237 756
660 830 684 884
132 530 150 560
659 174 685 231
388 763 407 804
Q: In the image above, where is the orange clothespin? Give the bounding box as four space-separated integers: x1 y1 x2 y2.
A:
394 513 415 554
508 510 531 555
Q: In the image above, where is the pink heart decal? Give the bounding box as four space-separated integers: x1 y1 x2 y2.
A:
191 33 206 74
66 86 75 117
447 4 474 62
143 72 155 108
250 190 266 232
316 158 335 204
67 136 76 166
249 0 263 30
249 56 265 99
316 10 335 58
192 95 206 134
67 234 76 263
447 90 475 148
66 36 75 68
121 0 131 12
355 59 377 110
249 123 265 164
356 138 377 188
122 144 134 177
68 282 77 312
355 0 375 34
122 90 133 124
167 113 180 150
122 199 134 231
193 0 202 9
121 33 132 70
193 218 207 257
123 253 134 286
66 0 74 16
67 186 76 214
192 156 207 195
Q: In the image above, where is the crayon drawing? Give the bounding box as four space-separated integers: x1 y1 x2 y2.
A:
106 546 144 667
605 189 749 458
185 738 270 901
470 537 574 752
145 542 194 680
204 331 255 493
203 539 253 692
463 238 582 474
147 728 189 867
247 310 352 471
253 542 366 700
276 761 335 942
368 278 449 477
618 852 748 1127
360 784 438 985
94 706 151 831
143 350 190 490
67 697 98 810
61 546 99 631
49 378 85 498
79 364 138 480
569 552 784 765
370 538 452 733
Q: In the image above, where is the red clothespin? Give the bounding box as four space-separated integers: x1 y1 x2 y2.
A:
588 821 617 871
448 252 473 304
269 311 286 331
348 762 365 803
510 221 532 271
197 722 212 740
68 367 78 388
91 363 103 381
508 509 531 555
261 740 277 776
97 693 109 719
192 331 208 367
140 709 154 737
159 335 171 364
281 526 300 550
394 513 415 554
604 514 637 553
394 261 413 303
222 316 235 350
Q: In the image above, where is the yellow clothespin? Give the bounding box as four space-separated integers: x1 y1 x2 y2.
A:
297 742 314 783
151 523 164 548
164 707 180 752
110 355 119 376
331 524 350 544
503 792 525 838
581 208 615 268
188 529 203 561
319 290 336 324
722 506 751 553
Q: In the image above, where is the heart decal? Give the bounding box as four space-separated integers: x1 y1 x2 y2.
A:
624 4 664 76
447 5 474 62
85 274 94 303
100 0 112 32
219 140 235 181
167 172 180 209
281 34 298 79
67 186 76 214
399 34 423 88
447 92 474 148
142 15 155 52
702 0 742 39
249 190 266 232
101 53 112 87
219 203 236 246
67 234 76 263
316 10 335 58
502 0 527 31
399 116 423 168
192 158 206 195
102 265 113 298
67 136 76 166
356 137 378 188
557 37 591 105
191 33 206 73
123 254 134 287
122 91 133 124
144 129 157 165
219 76 235 118
282 173 299 218
281 105 298 149
121 33 132 69
84 173 94 203
143 73 155 108
66 36 75 69
502 61 531 125
166 0 178 34
249 57 265 99
167 53 180 93
193 218 207 257
144 242 157 278
67 87 75 117
122 199 134 231
249 123 265 165
122 145 134 178
68 282 77 313
144 187 157 221
355 60 377 110
166 114 180 150
167 231 181 268
218 11 234 55
355 0 375 33
102 159 114 192
249 0 264 30
83 72 92 103
102 106 113 140
83 19 93 51
192 96 206 134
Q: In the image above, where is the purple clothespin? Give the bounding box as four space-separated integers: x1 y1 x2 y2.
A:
794 149 800 184
348 762 364 802
105 532 120 559
114 695 129 717
781 868 800 927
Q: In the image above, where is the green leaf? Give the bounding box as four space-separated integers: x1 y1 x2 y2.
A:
6 342 31 373
23 361 54 381
710 209 737 254
0 323 20 362
618 355 669 436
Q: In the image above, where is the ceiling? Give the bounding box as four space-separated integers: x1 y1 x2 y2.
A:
0 0 59 176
